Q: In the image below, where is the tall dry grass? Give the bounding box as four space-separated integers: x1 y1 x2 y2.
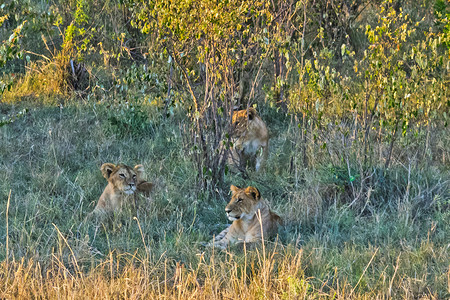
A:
2 243 446 299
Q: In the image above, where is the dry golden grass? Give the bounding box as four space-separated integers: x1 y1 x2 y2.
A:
0 248 397 299
1 239 448 299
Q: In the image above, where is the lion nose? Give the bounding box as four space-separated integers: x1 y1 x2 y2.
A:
129 183 135 188
225 208 232 214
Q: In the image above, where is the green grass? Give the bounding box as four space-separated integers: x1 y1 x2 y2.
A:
0 100 449 298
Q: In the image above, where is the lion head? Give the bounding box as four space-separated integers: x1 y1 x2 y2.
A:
91 163 154 218
225 185 262 221
100 163 144 195
206 184 281 249
231 107 258 138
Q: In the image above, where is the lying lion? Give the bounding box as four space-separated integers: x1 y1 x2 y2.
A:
209 185 281 249
229 107 269 172
91 163 153 217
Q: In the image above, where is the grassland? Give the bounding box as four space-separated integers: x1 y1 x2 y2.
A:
0 99 448 299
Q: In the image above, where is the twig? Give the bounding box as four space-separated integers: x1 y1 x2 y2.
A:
350 247 379 297
6 190 11 263
23 50 51 62
388 254 401 297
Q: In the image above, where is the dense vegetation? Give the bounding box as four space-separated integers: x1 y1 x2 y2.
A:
1 0 449 298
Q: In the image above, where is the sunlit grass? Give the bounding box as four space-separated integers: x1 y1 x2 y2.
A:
1 240 448 298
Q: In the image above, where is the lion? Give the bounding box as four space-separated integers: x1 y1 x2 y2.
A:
91 163 154 217
228 107 269 171
209 185 282 250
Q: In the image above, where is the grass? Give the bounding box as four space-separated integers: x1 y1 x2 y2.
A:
0 99 449 299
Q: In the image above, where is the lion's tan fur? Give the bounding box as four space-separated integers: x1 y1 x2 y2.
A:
211 185 281 249
229 107 269 171
92 163 153 216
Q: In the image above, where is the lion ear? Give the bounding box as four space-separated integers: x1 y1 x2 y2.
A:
230 185 240 193
100 163 116 179
245 186 260 200
134 164 145 177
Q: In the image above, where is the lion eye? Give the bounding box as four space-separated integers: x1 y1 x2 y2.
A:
236 198 242 203
119 173 125 178
132 175 137 179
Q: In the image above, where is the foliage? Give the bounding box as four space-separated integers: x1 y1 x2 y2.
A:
0 18 25 95
0 19 24 68
0 107 27 127
434 0 450 49
105 100 156 138
129 0 280 188
355 1 448 167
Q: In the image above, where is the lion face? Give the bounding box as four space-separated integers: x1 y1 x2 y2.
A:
225 185 261 221
101 163 144 195
231 107 257 138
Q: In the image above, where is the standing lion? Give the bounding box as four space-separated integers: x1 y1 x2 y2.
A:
228 107 269 172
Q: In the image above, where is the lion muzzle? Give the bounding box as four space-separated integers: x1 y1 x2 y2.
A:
226 210 241 221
